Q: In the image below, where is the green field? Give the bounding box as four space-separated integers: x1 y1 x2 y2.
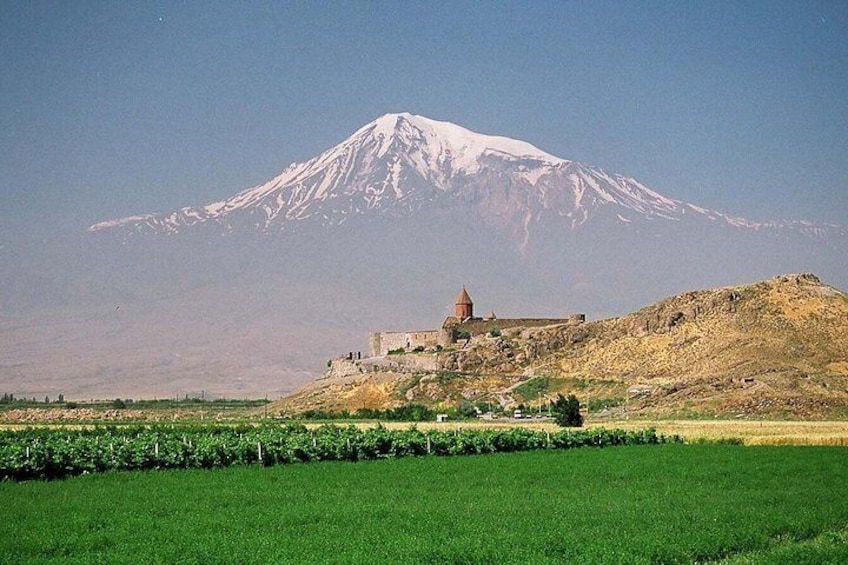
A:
2 445 847 564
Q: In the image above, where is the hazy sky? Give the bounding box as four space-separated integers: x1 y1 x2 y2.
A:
2 1 846 240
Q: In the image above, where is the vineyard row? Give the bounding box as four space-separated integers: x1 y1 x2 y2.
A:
0 424 678 481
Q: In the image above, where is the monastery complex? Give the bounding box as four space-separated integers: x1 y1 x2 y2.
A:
368 288 585 357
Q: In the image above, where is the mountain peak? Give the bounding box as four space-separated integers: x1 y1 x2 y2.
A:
357 112 566 172
369 112 417 135
88 113 845 242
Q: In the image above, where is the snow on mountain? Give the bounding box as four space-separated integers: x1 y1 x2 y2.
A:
14 113 847 400
88 113 844 241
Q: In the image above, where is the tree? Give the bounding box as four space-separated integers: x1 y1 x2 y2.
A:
455 400 478 419
552 393 583 427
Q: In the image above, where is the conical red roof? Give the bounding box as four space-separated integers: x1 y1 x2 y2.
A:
455 287 473 305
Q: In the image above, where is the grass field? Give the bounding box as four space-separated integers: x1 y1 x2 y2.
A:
2 444 847 564
595 420 848 446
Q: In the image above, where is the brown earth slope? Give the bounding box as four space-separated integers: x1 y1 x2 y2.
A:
272 274 848 418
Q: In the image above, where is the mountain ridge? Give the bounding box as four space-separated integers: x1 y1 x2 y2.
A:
89 113 845 243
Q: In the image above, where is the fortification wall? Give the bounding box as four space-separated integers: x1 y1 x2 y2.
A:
369 330 448 357
368 333 383 359
369 315 586 357
391 353 440 371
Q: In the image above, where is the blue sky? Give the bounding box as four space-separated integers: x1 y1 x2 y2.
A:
2 1 846 239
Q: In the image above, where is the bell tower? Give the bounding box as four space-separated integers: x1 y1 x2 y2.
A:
455 287 473 320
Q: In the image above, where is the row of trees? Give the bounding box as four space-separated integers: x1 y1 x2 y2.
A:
3 391 585 428
0 394 271 409
1 393 65 405
298 403 441 422
297 394 585 428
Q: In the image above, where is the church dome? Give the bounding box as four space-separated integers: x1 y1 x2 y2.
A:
455 287 473 305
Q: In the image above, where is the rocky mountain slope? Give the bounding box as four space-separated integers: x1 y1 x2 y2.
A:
89 113 845 244
273 274 848 419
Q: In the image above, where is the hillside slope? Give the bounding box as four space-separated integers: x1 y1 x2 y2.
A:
273 274 848 418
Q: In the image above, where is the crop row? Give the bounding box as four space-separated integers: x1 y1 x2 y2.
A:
0 424 678 481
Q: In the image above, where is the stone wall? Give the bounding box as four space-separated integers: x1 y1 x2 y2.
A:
369 315 585 357
391 353 440 371
369 329 449 357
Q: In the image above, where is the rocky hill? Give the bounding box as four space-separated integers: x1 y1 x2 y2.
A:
272 274 848 419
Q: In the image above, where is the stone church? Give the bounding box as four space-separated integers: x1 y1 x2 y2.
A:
368 288 584 358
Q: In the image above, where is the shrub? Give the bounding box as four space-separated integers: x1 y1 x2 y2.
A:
453 328 471 340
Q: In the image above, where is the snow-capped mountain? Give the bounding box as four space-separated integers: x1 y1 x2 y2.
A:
88 113 844 243
8 113 846 400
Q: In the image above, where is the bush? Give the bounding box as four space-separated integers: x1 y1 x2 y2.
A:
453 328 471 340
488 327 502 337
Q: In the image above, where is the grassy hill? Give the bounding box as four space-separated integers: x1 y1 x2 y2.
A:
272 274 848 418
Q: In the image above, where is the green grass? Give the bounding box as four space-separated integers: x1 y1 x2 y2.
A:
1 445 847 564
719 525 848 564
512 375 551 400
587 396 626 412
